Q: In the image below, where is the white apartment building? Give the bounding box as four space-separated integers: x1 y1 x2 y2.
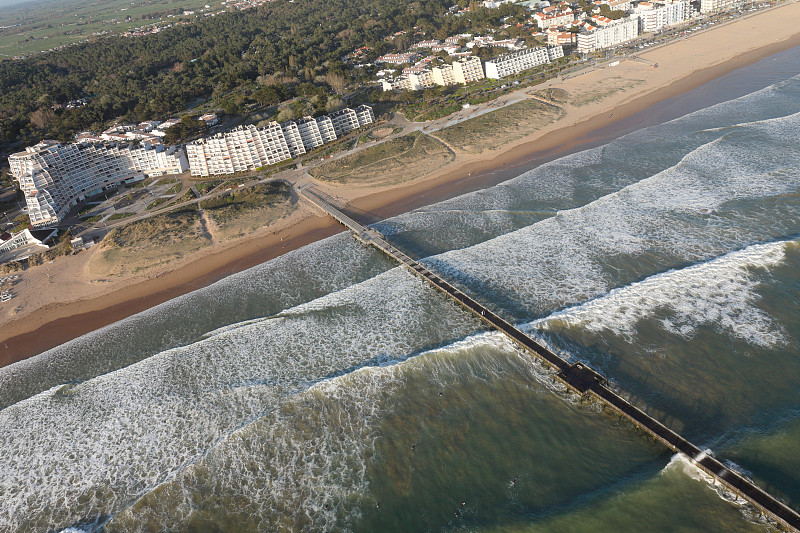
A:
534 10 575 28
316 115 338 143
634 0 688 31
381 76 412 92
186 107 374 176
547 29 577 46
296 117 325 150
452 56 485 84
699 0 741 13
408 70 435 90
483 46 563 79
577 17 638 52
186 123 292 177
411 40 441 49
432 64 457 86
375 52 420 65
329 108 361 137
355 105 376 128
603 0 632 10
281 121 307 158
9 140 188 227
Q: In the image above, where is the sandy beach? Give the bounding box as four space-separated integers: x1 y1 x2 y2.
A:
2 1 800 366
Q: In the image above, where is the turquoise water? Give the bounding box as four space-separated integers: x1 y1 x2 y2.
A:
1 48 799 532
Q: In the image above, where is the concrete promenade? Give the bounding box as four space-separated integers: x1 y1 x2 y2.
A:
300 185 800 532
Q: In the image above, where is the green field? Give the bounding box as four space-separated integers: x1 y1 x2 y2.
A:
0 0 220 58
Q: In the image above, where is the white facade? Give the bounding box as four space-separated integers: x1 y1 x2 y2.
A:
452 57 485 84
0 228 46 254
483 46 562 79
355 105 376 128
432 64 457 86
186 123 292 177
185 107 373 176
281 121 307 158
534 10 575 28
577 18 639 52
328 108 361 137
296 117 325 150
700 0 741 13
9 140 187 227
407 70 435 90
316 115 338 144
635 0 688 32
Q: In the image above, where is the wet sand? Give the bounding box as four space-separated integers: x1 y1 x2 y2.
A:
2 3 800 366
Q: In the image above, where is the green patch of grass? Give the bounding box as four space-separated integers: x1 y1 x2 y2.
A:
82 215 103 223
107 212 135 221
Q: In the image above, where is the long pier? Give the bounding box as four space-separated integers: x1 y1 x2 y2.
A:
300 186 800 532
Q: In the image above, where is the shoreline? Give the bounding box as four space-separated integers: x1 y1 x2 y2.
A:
2 7 800 366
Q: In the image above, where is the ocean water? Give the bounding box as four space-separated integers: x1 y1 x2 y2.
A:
1 48 800 532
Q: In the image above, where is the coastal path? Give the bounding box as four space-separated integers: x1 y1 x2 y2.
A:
299 184 800 533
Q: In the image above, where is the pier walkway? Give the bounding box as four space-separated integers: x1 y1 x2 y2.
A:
300 185 800 532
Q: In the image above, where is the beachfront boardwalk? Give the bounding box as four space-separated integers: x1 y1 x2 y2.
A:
300 185 800 532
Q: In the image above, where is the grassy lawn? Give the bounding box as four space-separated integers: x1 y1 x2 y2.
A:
107 212 135 221
436 98 566 154
311 132 455 185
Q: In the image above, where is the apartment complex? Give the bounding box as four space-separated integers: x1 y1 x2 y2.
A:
634 0 689 31
577 18 639 52
186 123 292 177
452 56 486 83
700 0 742 13
483 46 563 79
9 141 187 227
432 64 457 86
186 106 374 176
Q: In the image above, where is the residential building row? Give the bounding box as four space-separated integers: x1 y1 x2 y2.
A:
186 106 374 177
381 46 565 90
9 141 188 228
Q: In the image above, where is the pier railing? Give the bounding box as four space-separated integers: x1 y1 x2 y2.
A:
300 185 800 532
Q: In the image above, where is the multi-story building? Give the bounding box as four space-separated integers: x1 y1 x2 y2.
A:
186 123 292 177
381 76 411 91
634 0 688 31
483 46 563 79
375 52 420 65
452 56 485 84
316 115 338 144
328 108 361 137
407 70 435 90
534 10 576 28
604 0 632 10
296 117 326 151
281 121 307 158
576 17 639 52
9 140 187 227
411 40 441 49
186 107 373 176
700 0 742 13
432 64 457 86
355 105 376 128
547 29 577 46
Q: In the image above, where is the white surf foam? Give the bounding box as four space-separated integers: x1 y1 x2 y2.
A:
0 267 481 531
532 240 790 347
